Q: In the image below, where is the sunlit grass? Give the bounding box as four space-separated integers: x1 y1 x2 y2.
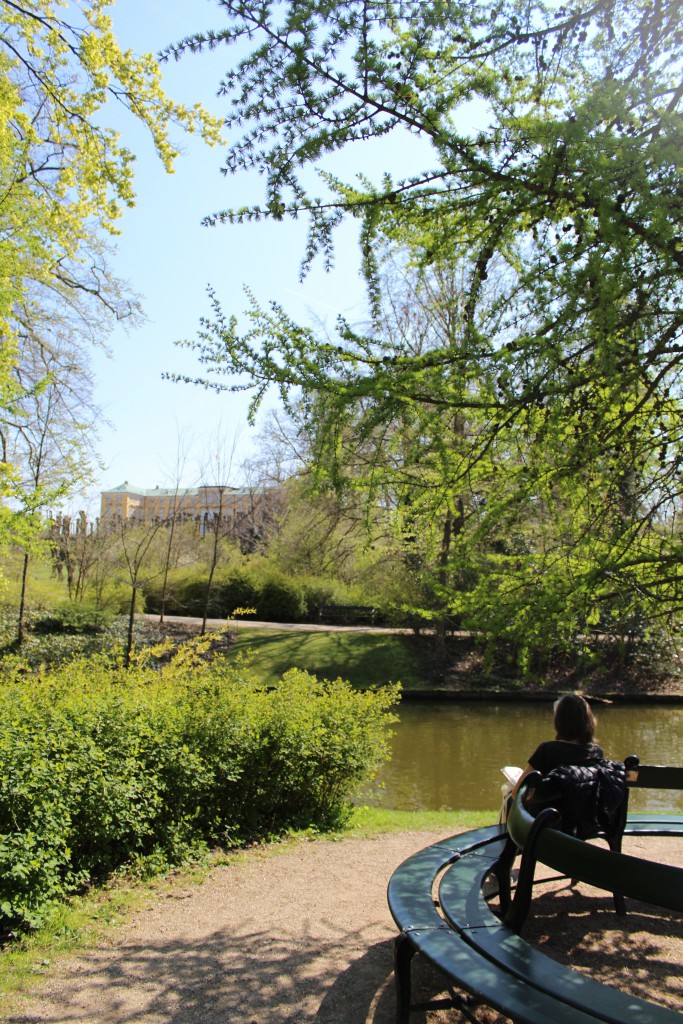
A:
228 626 426 688
0 555 70 608
344 805 496 835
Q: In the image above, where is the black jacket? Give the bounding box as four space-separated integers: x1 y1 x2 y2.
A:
528 759 627 839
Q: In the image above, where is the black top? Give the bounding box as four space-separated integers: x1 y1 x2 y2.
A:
528 740 603 776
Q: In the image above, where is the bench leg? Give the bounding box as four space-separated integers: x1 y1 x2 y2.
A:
503 844 537 934
491 835 517 914
606 832 627 915
394 933 415 1024
503 807 561 934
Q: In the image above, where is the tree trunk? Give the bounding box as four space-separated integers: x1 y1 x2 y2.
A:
159 518 177 625
125 584 137 668
202 561 216 636
202 517 221 635
17 551 30 647
435 498 465 652
435 513 453 654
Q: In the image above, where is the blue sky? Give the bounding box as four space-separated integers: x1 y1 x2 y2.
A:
88 0 432 505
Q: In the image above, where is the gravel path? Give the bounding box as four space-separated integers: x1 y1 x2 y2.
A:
6 830 681 1024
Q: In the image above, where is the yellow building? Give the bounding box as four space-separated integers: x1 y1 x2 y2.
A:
100 481 264 526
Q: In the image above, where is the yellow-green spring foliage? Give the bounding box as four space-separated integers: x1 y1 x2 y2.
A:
0 641 399 930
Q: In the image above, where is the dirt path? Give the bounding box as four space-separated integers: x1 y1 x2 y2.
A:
142 613 411 634
7 831 681 1024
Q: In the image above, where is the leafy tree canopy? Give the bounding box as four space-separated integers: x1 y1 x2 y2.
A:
169 0 683 654
1 0 221 336
169 0 682 429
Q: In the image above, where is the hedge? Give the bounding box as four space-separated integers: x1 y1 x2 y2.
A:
142 569 382 624
0 638 399 931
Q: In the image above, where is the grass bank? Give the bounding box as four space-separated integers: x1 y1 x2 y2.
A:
228 626 425 689
0 806 490 1004
223 624 683 697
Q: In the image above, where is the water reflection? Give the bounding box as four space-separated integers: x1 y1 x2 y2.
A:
363 701 683 813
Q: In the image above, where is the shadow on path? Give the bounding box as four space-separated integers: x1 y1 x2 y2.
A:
8 928 407 1024
522 886 683 1011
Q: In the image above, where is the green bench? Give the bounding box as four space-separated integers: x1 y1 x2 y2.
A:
387 761 683 1024
318 603 376 625
500 757 683 932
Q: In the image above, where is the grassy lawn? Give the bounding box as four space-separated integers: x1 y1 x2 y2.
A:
227 627 426 689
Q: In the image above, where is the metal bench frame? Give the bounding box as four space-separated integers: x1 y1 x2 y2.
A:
388 759 683 1024
499 757 683 931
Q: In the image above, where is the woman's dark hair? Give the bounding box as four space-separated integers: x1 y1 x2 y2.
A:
553 694 597 745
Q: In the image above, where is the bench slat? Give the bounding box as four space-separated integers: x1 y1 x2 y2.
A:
407 925 606 1024
625 814 683 835
437 848 507 930
437 846 679 1024
469 925 677 1024
628 765 683 789
507 802 683 912
387 827 504 930
541 828 683 910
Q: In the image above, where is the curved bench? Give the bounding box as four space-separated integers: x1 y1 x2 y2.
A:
500 760 683 932
388 816 683 1024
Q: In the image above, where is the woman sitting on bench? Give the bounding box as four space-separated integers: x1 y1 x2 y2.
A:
510 694 627 841
511 694 603 801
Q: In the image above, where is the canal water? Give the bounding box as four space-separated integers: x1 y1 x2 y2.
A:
363 701 683 814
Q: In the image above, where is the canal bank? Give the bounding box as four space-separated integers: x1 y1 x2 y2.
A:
140 615 683 700
399 688 683 703
392 631 683 701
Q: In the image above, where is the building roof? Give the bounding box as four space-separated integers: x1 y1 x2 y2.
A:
101 482 148 496
101 482 265 498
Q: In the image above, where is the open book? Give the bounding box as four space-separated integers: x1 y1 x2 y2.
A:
501 765 523 788
499 765 523 824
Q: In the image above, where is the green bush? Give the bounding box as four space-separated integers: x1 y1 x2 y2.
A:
144 568 259 619
255 575 307 622
147 572 211 617
0 641 399 931
176 575 218 617
142 566 386 624
31 603 113 635
299 579 338 621
217 571 259 618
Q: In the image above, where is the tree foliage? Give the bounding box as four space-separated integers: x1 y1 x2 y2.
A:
0 0 220 565
2 0 220 244
171 0 683 657
1 0 217 342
